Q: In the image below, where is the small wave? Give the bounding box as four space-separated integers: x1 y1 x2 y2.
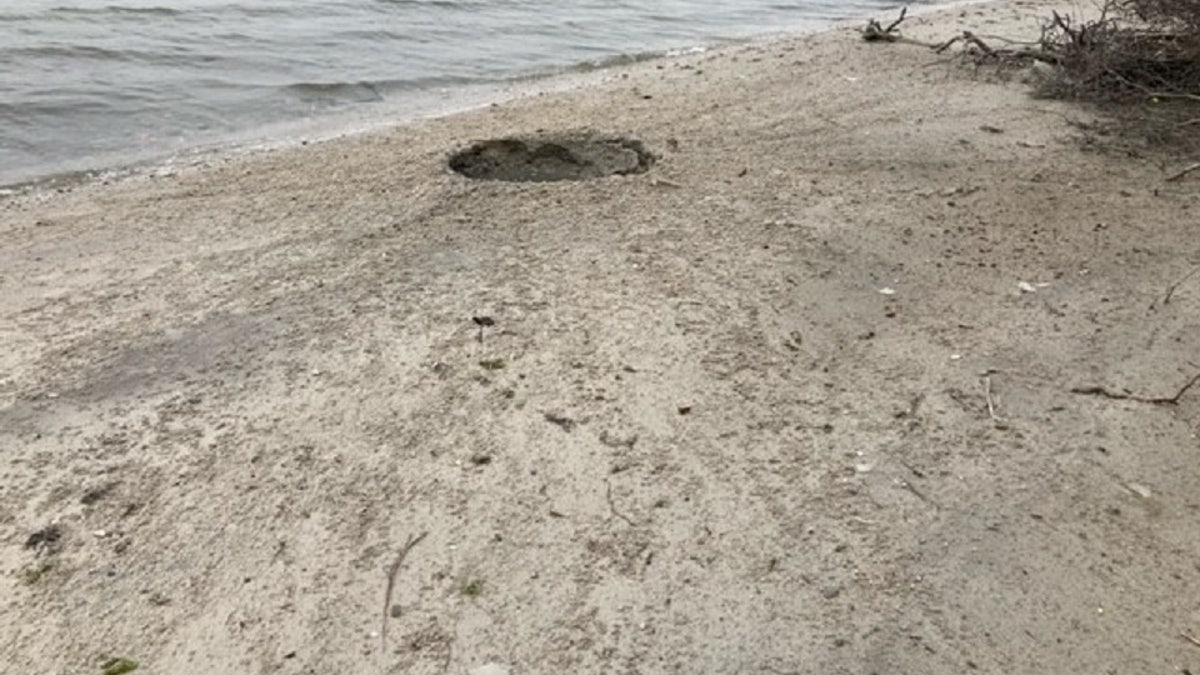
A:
330 29 421 42
2 44 136 62
0 100 114 118
280 74 491 104
49 5 183 16
283 81 386 103
664 45 709 57
566 48 692 73
373 0 489 8
2 0 953 188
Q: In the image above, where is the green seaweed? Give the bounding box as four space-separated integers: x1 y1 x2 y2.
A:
461 580 484 597
19 562 52 585
100 657 139 675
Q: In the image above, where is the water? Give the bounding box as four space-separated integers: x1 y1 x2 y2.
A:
0 0 923 186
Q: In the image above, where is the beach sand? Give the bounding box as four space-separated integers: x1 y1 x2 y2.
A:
3 1 1199 673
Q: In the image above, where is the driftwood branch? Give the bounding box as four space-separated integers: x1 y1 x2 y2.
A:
1051 10 1078 43
932 30 1061 64
963 31 996 55
862 7 910 43
886 7 908 34
862 5 1070 66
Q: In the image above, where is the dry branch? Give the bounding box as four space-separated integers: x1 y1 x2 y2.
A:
982 374 1009 428
1070 371 1200 405
862 7 908 42
1163 265 1200 302
1166 162 1200 181
864 1 1200 153
381 531 428 653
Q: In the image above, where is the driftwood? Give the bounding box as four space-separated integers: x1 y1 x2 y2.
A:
862 8 1062 64
862 5 1198 172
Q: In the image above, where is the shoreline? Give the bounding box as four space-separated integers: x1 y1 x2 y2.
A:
0 22 752 192
1 1 975 196
4 1 1200 673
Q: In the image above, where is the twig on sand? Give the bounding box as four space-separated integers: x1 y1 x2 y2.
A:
897 477 938 507
1182 630 1200 648
1070 371 1200 406
381 531 429 653
1163 266 1200 304
1149 92 1200 103
982 373 1008 428
1166 162 1200 183
606 480 638 527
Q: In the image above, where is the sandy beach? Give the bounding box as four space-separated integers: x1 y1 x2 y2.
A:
3 1 1200 673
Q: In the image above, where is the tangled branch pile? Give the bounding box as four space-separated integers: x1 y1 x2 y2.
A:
1039 0 1200 101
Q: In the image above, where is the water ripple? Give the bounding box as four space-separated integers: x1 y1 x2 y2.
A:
0 0 937 185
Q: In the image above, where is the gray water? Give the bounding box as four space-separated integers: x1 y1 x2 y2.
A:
0 0 922 186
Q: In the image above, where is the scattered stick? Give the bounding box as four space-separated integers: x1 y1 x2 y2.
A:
1166 162 1200 183
981 373 1009 429
381 531 429 653
471 315 494 343
543 412 577 432
606 480 637 527
899 459 927 479
1183 631 1200 648
1163 266 1200 304
1146 92 1200 103
1070 371 1200 405
897 477 937 507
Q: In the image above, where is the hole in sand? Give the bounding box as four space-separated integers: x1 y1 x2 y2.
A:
449 133 655 183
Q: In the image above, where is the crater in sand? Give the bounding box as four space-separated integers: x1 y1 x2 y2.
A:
449 133 655 183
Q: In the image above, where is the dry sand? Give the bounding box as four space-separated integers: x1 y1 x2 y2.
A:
3 1 1200 673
